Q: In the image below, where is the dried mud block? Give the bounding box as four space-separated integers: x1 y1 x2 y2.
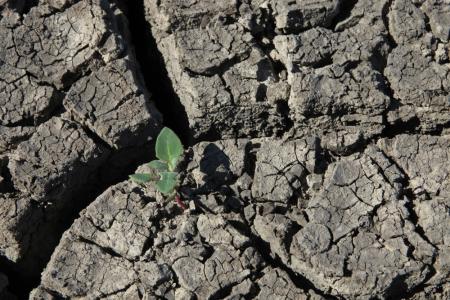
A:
173 22 252 75
421 0 450 42
145 1 288 141
378 134 450 197
289 63 389 144
39 235 136 299
415 197 450 285
254 147 435 298
255 267 322 300
0 126 35 153
8 117 109 201
145 0 395 151
186 139 250 192
273 10 388 71
384 0 450 130
409 283 450 300
0 117 109 275
0 0 125 88
267 0 341 34
145 0 239 35
0 60 60 126
34 178 266 299
0 0 165 294
64 58 162 149
379 134 450 285
71 182 157 260
385 46 450 130
388 0 427 45
0 194 43 262
273 28 335 70
252 137 321 203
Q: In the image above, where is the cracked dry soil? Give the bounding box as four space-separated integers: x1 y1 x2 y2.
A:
0 0 449 299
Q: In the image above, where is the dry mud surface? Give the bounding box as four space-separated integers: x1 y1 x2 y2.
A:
0 0 449 299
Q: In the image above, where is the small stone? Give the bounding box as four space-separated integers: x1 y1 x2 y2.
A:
306 174 323 191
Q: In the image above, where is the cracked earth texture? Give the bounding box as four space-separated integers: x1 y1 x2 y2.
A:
0 0 449 299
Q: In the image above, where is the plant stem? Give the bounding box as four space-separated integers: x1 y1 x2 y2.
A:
175 194 187 210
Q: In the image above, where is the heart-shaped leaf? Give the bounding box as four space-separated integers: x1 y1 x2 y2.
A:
155 127 183 171
148 160 168 172
155 172 178 195
129 173 153 184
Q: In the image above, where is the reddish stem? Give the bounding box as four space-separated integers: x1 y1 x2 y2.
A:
175 194 187 210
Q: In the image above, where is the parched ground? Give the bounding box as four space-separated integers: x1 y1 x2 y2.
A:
0 0 449 299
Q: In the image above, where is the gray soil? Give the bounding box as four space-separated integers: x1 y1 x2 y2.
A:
0 0 449 299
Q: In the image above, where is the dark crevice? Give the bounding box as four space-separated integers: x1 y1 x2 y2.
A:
381 0 398 49
2 118 35 128
370 41 391 74
78 236 124 259
0 160 16 193
102 283 136 298
193 126 224 145
247 8 286 82
20 0 38 15
383 273 414 299
381 116 421 139
419 7 433 36
122 0 191 146
184 53 249 78
320 112 422 159
385 255 436 299
272 58 288 79
218 74 236 106
59 54 99 90
79 124 113 151
250 5 277 42
402 190 437 250
311 55 334 69
244 142 260 178
341 60 361 72
331 0 359 29
209 281 242 299
35 288 66 300
275 100 294 137
284 222 302 258
245 3 291 85
428 120 450 136
96 142 160 189
403 271 439 300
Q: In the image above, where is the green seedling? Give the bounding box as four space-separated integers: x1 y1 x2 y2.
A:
129 127 186 209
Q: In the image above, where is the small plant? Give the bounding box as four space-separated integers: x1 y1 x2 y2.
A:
129 127 186 209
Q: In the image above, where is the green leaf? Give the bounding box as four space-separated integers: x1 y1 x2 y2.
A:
129 173 153 184
169 157 178 172
155 127 183 171
148 160 168 172
155 172 178 195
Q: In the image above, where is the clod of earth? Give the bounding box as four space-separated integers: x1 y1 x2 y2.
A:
0 0 449 299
